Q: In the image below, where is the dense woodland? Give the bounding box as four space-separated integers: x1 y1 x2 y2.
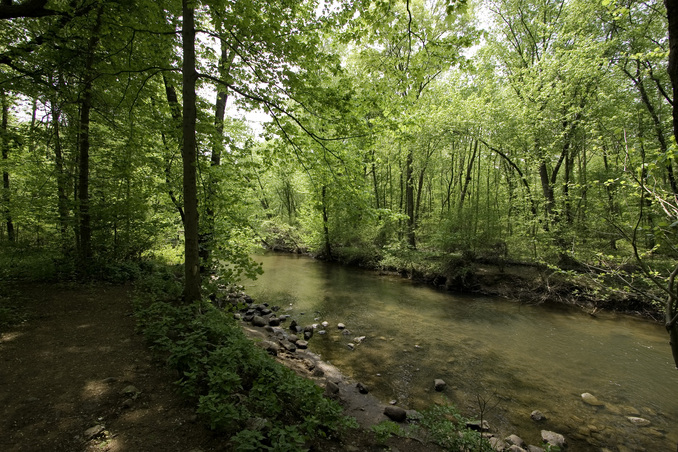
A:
1 0 678 356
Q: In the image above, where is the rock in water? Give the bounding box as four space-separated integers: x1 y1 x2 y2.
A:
434 379 446 391
627 416 651 426
530 410 547 422
466 420 490 432
252 315 267 327
505 434 526 448
356 382 369 394
541 430 566 449
581 392 604 406
384 406 407 422
337 323 346 329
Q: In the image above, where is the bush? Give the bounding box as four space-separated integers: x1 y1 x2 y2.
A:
134 275 356 451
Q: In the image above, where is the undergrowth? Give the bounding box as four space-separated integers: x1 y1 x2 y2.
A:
133 271 356 451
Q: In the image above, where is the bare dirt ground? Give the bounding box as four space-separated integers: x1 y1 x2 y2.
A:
0 282 220 452
0 282 444 452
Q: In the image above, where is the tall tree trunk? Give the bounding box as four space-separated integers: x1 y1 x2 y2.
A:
405 150 415 247
77 81 93 264
321 185 332 259
1 91 14 242
77 7 103 268
51 101 70 247
182 0 201 303
201 43 235 269
624 61 678 196
459 139 478 209
663 0 678 370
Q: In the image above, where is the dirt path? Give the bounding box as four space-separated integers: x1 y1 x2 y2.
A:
0 282 220 452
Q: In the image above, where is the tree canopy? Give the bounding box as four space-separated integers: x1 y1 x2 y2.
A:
2 0 678 361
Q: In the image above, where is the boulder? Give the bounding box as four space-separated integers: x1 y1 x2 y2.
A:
489 437 508 451
466 420 490 432
507 446 527 452
505 434 526 448
280 340 297 352
434 379 446 392
581 392 604 406
252 315 267 327
627 416 651 426
84 424 105 439
325 380 340 397
261 340 279 356
296 340 308 349
541 430 566 449
530 410 547 422
267 317 280 326
288 334 299 343
384 405 407 422
356 382 369 394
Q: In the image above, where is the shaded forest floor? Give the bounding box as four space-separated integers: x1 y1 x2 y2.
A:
0 282 220 452
0 282 444 452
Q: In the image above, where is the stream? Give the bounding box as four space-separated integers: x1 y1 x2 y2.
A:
243 251 678 451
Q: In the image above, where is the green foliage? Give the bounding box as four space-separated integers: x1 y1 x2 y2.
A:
418 403 494 452
371 420 407 445
134 272 356 451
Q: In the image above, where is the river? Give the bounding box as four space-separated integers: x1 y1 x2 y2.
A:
243 251 677 451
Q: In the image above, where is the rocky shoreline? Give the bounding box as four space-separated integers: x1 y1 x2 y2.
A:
221 286 571 452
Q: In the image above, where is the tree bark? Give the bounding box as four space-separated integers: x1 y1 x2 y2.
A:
76 7 103 269
321 185 332 259
51 101 69 247
1 90 14 242
182 0 201 303
405 150 415 248
664 0 678 369
201 43 235 269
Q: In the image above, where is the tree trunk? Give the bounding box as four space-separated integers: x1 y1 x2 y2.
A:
201 43 235 269
459 139 477 209
182 0 201 303
77 81 93 265
321 185 332 259
664 0 678 369
51 101 70 247
405 150 415 247
1 90 14 242
77 7 103 269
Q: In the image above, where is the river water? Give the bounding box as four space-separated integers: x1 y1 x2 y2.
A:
243 252 678 451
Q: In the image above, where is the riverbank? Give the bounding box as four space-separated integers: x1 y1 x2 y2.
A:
272 244 661 321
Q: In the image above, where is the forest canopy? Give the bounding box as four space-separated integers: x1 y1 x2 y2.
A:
1 0 677 334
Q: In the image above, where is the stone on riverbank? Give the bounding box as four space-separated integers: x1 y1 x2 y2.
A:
541 430 566 449
530 410 547 422
627 416 651 426
434 379 446 391
384 405 407 422
252 315 267 327
505 434 526 448
581 392 604 406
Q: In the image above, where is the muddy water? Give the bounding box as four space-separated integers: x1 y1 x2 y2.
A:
244 252 678 451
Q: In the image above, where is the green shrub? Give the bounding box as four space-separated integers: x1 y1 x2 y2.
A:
134 274 356 451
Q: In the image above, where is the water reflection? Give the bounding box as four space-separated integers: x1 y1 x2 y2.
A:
244 252 678 451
